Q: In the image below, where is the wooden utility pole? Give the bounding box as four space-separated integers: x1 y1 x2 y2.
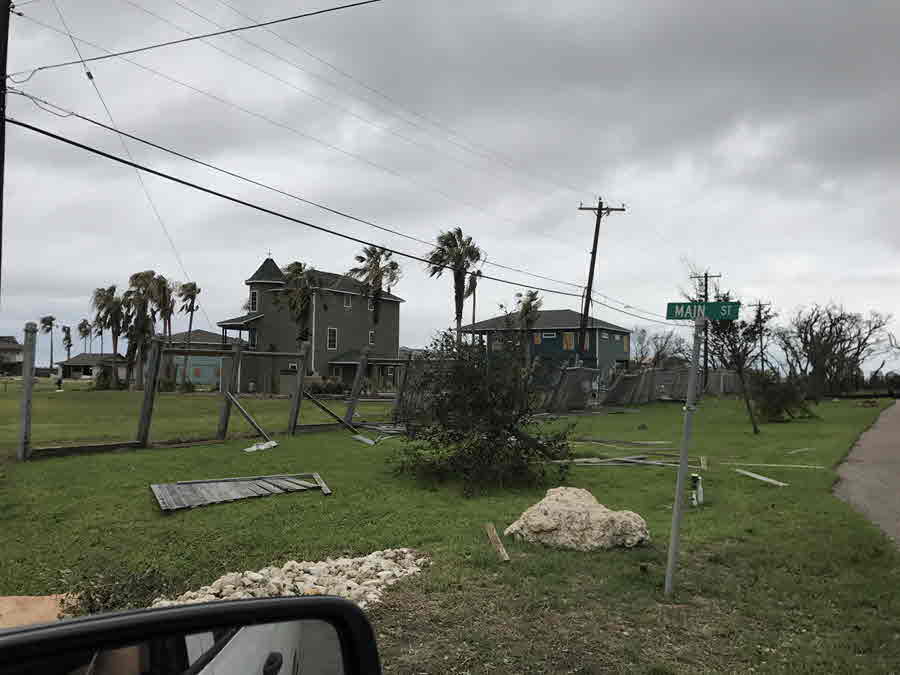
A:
690 271 721 391
0 2 11 304
577 198 625 351
17 321 36 461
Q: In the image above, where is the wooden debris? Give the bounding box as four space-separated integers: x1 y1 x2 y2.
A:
484 523 510 562
700 456 708 470
734 468 789 487
723 462 824 469
786 447 814 455
226 392 272 443
150 472 331 512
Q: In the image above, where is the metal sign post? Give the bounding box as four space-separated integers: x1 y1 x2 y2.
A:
664 309 706 597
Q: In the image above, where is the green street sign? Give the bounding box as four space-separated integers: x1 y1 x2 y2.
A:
666 301 741 321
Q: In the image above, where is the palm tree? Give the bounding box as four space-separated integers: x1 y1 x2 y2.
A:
347 246 402 328
40 315 57 369
101 288 127 388
61 325 73 362
151 275 178 387
272 262 317 347
177 281 201 389
464 268 483 344
91 285 115 355
93 319 105 355
426 226 482 347
77 319 91 353
124 270 157 390
515 290 543 368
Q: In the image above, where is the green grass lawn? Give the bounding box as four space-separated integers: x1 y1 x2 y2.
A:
0 378 392 465
1 397 899 672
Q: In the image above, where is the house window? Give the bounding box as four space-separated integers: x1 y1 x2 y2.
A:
623 335 630 352
249 290 258 313
562 332 575 351
343 294 352 309
327 327 338 350
288 362 298 371
614 334 621 341
601 332 609 340
369 330 375 346
248 329 257 348
368 298 375 311
387 366 394 376
542 332 557 339
193 367 201 377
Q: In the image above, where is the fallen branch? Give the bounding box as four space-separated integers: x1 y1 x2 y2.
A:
484 523 510 562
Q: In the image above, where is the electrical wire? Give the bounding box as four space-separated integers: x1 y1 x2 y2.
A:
11 87 681 327
49 0 214 329
13 12 531 232
208 0 592 199
9 0 384 79
7 116 686 328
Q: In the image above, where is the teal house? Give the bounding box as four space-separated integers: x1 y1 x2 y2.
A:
170 329 245 389
462 309 630 372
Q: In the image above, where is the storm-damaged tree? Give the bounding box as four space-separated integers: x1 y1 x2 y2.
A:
773 304 890 401
706 290 775 434
426 227 482 347
272 262 317 348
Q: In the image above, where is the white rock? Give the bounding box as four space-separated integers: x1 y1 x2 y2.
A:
504 487 650 551
244 571 264 583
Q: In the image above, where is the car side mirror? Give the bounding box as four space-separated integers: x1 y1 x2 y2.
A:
0 596 381 674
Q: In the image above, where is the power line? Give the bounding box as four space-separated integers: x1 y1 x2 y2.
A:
207 0 590 199
9 0 384 79
11 87 680 327
118 0 554 205
48 0 213 329
13 12 530 231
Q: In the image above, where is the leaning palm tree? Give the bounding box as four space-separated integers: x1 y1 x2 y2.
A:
464 268 483 344
40 315 56 369
515 290 543 369
426 226 482 347
77 319 91 353
347 246 402 329
124 270 157 390
272 262 317 347
61 325 73 362
177 281 201 390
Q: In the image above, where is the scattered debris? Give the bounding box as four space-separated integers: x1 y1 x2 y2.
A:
700 456 708 470
151 549 428 610
504 487 650 551
723 462 824 469
484 523 510 562
690 474 705 506
243 440 278 453
734 468 789 487
786 447 814 455
226 392 273 443
150 472 331 512
859 399 879 408
303 389 376 445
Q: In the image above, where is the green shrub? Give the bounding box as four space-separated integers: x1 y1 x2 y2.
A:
750 372 817 422
392 330 571 492
57 565 178 617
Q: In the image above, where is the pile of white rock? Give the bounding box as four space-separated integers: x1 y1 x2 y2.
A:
151 548 427 610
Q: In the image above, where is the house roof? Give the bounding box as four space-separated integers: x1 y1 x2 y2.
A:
0 336 22 351
58 353 127 366
245 257 287 285
309 271 404 302
217 313 264 328
461 309 630 334
169 329 246 345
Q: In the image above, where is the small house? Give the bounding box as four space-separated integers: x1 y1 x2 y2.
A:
0 336 24 376
57 353 128 381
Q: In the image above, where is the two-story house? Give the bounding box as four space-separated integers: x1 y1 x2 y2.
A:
461 309 631 374
217 257 405 393
0 336 24 376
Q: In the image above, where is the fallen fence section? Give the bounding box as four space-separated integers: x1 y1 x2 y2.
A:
150 472 331 512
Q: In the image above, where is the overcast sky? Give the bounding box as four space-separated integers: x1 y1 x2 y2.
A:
2 0 899 368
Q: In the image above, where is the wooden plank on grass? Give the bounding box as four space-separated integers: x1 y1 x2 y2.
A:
734 468 789 487
724 462 823 469
700 456 708 470
786 448 815 455
313 472 332 496
150 484 177 511
279 478 316 489
484 523 510 562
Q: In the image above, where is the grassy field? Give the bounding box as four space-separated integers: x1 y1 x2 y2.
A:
0 378 392 465
1 397 899 672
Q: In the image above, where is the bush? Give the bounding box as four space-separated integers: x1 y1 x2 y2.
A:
750 372 817 422
308 377 345 396
179 379 196 393
392 330 571 492
57 565 178 617
92 368 111 391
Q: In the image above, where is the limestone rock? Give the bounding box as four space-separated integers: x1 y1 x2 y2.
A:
504 487 649 551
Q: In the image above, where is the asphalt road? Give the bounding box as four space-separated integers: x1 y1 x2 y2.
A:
835 402 900 547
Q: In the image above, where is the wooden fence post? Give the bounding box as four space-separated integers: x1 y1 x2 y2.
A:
17 322 37 461
136 339 162 447
217 342 242 440
391 353 413 422
288 342 310 435
343 347 370 424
